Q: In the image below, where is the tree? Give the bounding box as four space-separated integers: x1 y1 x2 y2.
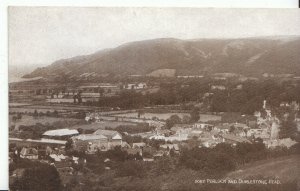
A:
189 108 200 123
229 125 235 133
182 115 191 124
65 138 73 151
169 148 176 157
17 113 22 120
33 110 38 118
137 109 145 118
166 115 182 129
12 116 18 122
98 87 105 97
51 110 59 117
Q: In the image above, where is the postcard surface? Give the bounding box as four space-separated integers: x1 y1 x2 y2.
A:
8 7 300 191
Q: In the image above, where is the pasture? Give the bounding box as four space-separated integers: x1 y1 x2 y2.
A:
9 115 84 129
112 112 221 122
69 120 138 131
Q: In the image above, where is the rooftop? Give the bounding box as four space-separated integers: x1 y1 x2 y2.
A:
93 129 122 139
43 129 79 137
73 134 107 141
221 134 251 143
20 147 38 156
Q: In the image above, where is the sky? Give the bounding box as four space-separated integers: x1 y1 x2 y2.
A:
8 7 300 67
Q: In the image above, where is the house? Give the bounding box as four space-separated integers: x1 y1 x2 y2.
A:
72 134 109 153
153 150 165 159
198 131 222 148
166 134 189 141
143 158 154 162
160 144 179 153
232 129 247 137
149 135 166 140
193 123 214 130
221 134 251 145
49 153 67 162
188 129 203 138
124 83 147 90
201 139 222 148
124 148 142 156
20 147 38 160
93 129 123 148
254 133 270 141
156 129 173 136
232 123 249 130
132 142 146 149
264 138 297 149
121 141 131 149
147 120 165 128
171 124 193 134
214 123 230 134
43 129 79 140
72 129 123 153
247 128 268 137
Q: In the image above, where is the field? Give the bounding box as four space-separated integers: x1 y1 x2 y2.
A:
9 103 31 107
9 115 84 129
227 155 300 183
9 104 109 114
10 107 58 113
112 112 221 122
69 120 138 130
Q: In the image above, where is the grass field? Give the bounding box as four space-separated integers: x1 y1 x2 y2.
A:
9 115 83 129
227 155 300 183
69 120 137 130
112 112 221 122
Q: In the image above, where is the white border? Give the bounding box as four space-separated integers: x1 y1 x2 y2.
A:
0 0 298 190
0 0 299 8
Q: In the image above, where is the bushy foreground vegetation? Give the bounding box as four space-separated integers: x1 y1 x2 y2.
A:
10 141 299 191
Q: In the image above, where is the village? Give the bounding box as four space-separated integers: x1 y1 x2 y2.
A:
9 85 299 188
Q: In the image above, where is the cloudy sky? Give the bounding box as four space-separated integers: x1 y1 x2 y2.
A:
8 7 300 67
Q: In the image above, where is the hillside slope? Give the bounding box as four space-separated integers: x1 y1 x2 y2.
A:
24 36 300 78
227 155 300 183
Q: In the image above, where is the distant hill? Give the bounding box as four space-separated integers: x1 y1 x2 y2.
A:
24 36 300 79
9 64 40 83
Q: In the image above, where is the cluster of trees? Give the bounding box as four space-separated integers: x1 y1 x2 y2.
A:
85 79 300 116
10 159 62 191
33 110 59 118
17 123 57 139
211 80 300 114
96 90 146 109
12 113 22 122
13 109 85 119
165 108 200 129
17 118 86 139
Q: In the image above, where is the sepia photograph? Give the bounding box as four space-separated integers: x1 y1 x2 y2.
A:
7 5 300 191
